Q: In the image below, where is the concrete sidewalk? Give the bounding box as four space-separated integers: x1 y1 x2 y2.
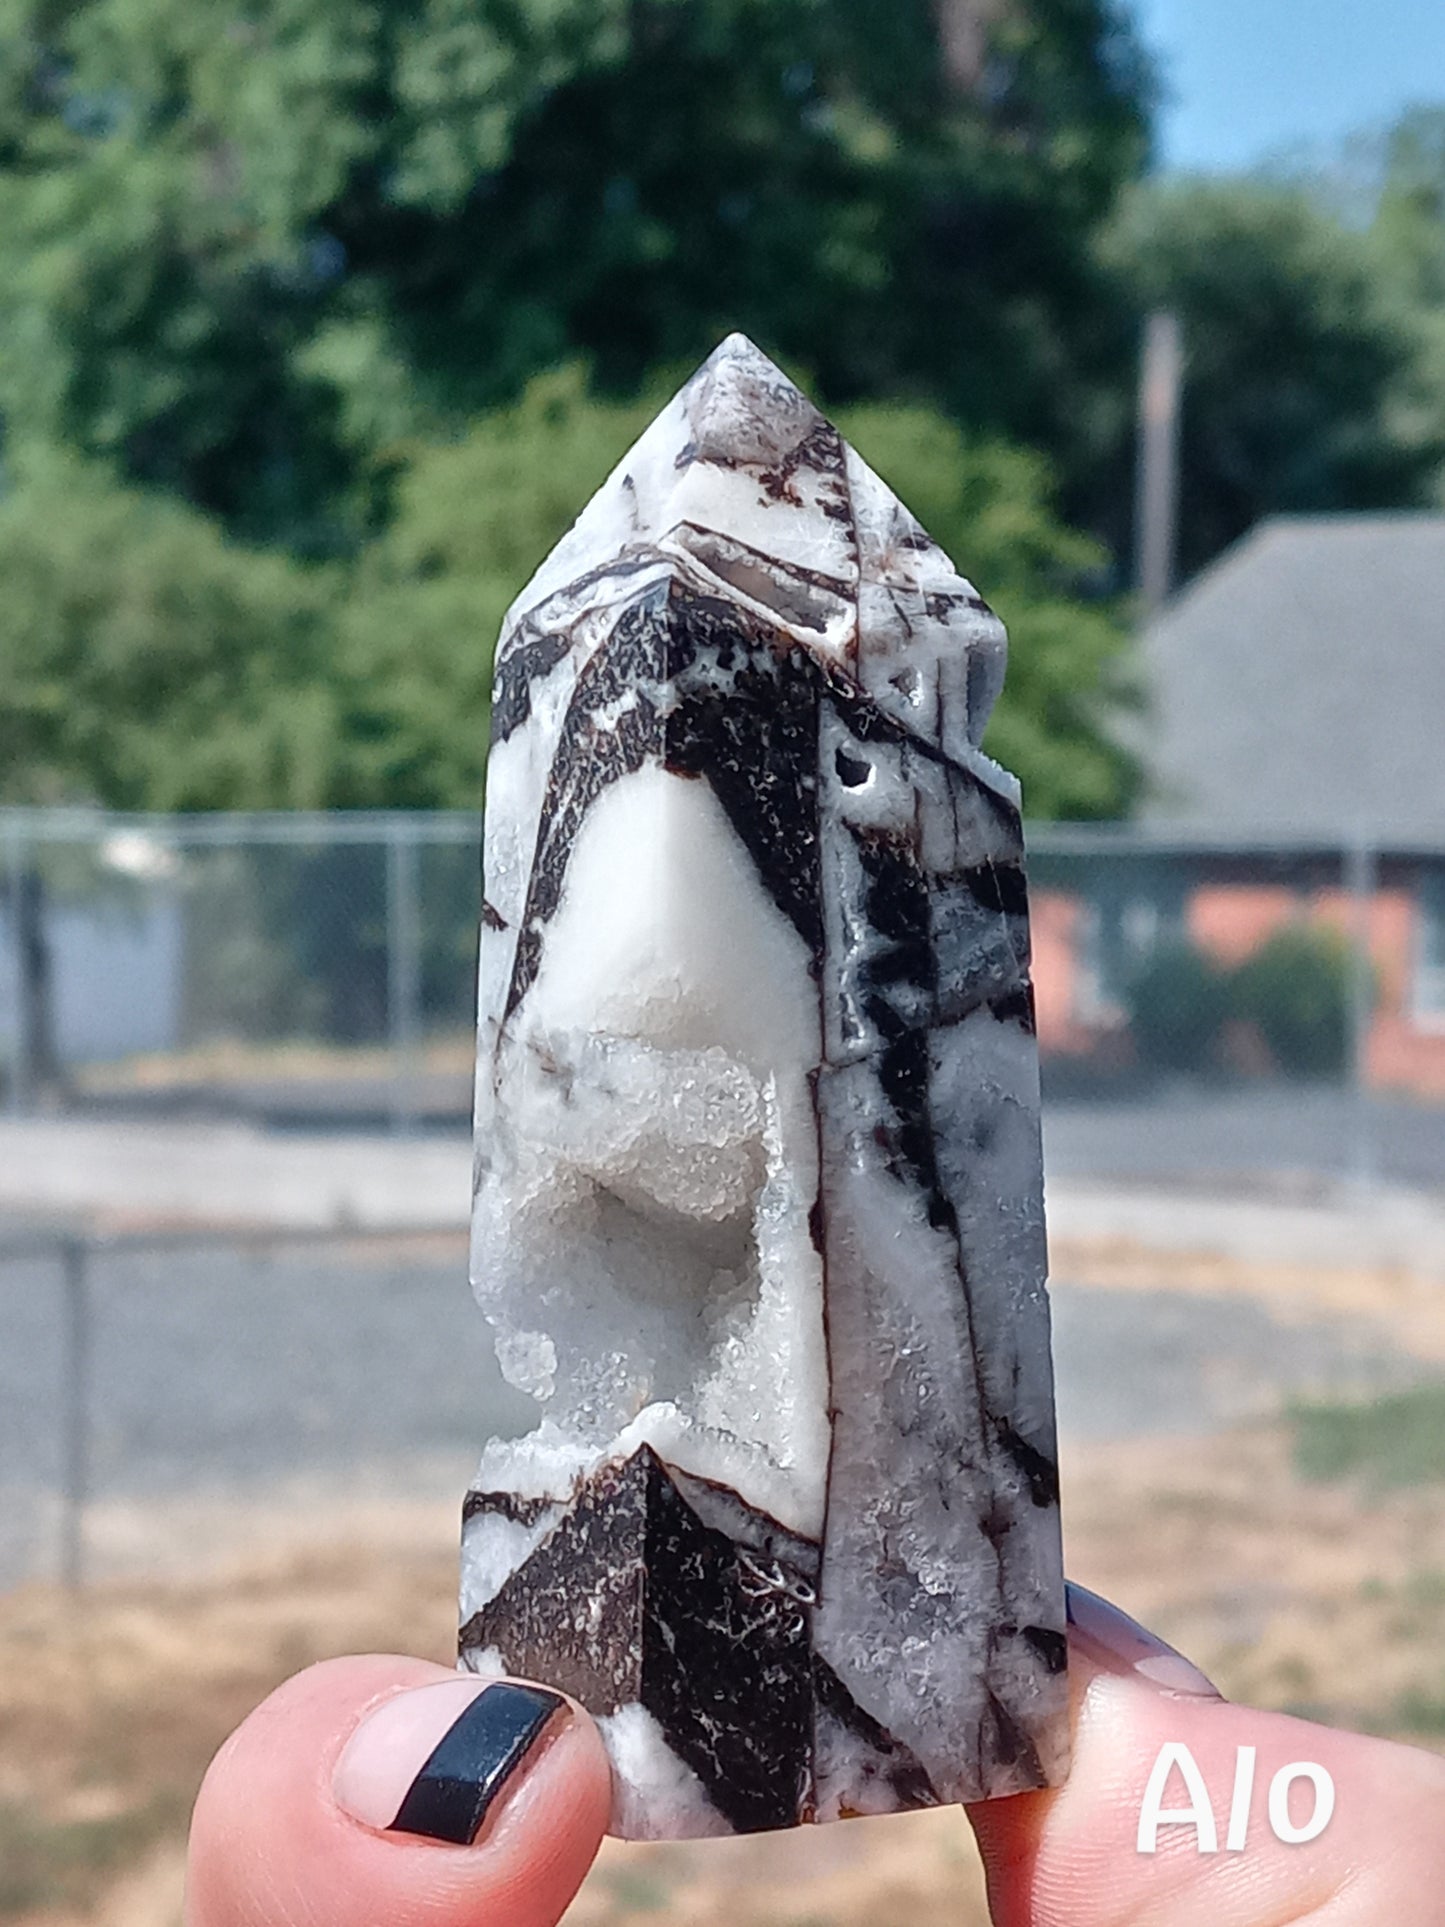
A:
1047 1175 1445 1280
4 1115 1445 1275
0 1117 471 1234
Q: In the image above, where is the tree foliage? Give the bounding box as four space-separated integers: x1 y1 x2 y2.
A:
4 0 1442 824
338 368 1138 818
0 0 1152 545
832 402 1137 816
0 447 337 807
1373 108 1445 311
1369 107 1445 501
1090 175 1442 579
334 369 659 809
0 367 1136 817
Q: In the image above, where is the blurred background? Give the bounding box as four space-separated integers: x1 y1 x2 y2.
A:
3 0 1445 1921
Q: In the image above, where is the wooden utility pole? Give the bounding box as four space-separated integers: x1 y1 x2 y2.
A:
1135 310 1183 622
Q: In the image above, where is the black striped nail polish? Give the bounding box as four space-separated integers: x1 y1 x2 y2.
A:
388 1682 568 1844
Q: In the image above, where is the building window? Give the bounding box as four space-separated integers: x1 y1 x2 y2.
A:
1073 894 1165 1026
1414 873 1445 1028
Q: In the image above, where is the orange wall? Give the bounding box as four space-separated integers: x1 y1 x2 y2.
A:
1030 880 1445 1097
1030 891 1092 1055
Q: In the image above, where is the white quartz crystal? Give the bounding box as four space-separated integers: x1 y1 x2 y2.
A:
462 335 1067 1837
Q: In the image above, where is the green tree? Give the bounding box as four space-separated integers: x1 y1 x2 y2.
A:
0 0 1153 547
1231 924 1353 1080
0 0 370 552
1122 936 1230 1076
0 448 338 808
835 401 1136 816
0 369 1133 820
334 367 657 808
1369 107 1445 503
1372 109 1445 310
339 368 1137 818
1092 177 1440 579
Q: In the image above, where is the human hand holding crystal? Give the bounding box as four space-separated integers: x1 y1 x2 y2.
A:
184 1585 1445 1926
184 1654 611 1927
969 1584 1445 1924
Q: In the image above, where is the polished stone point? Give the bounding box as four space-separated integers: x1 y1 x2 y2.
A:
461 333 1068 1837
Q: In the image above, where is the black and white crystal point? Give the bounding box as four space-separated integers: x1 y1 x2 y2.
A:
462 334 1068 1838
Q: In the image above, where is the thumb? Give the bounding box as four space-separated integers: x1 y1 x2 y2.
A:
185 1656 612 1927
969 1585 1445 1926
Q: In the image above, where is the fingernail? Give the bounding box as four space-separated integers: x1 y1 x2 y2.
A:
333 1677 569 1845
1066 1582 1222 1699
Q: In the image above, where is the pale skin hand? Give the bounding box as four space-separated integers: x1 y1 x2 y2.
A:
185 1592 1445 1927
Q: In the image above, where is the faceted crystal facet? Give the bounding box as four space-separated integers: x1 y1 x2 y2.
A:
462 334 1068 1837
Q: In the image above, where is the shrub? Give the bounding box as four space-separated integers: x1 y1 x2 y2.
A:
1123 938 1231 1075
1232 924 1354 1078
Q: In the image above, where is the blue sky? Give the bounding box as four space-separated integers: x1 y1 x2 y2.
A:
1135 0 1445 173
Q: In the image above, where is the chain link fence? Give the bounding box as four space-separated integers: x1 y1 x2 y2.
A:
3 809 1444 1186
1 810 480 1132
1030 827 1445 1194
0 1225 538 1593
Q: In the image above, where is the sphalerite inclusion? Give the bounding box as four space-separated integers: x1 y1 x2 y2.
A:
461 334 1068 1838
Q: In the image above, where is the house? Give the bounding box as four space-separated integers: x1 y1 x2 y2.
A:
1031 514 1445 1094
0 833 185 1091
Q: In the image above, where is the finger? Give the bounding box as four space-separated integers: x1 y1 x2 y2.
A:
969 1584 1445 1926
186 1655 612 1927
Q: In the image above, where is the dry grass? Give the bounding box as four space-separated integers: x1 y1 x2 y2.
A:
8 1243 1445 1925
1065 1423 1445 1737
74 1033 475 1095
1052 1233 1445 1360
0 1531 459 1926
7 1423 1445 1927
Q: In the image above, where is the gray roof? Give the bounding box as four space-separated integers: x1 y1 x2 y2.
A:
1142 514 1445 844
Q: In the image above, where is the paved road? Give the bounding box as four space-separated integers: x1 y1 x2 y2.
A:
1043 1086 1445 1195
0 1233 1428 1591
0 1236 516 1589
47 1078 1445 1198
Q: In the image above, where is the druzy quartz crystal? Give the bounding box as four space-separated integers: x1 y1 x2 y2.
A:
461 335 1068 1838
